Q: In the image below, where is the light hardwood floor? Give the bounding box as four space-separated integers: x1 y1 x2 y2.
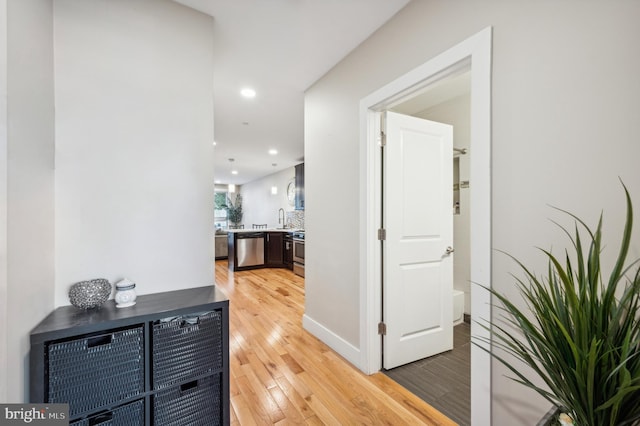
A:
215 261 457 425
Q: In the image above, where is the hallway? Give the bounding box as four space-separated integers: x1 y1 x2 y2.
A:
214 261 457 425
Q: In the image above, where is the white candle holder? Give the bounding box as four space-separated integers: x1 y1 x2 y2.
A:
115 278 137 308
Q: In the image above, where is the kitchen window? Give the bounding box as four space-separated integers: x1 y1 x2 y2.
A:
214 191 229 229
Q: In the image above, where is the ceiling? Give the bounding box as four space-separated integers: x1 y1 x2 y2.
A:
173 0 411 185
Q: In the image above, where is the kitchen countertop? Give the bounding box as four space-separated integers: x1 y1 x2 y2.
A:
225 228 303 233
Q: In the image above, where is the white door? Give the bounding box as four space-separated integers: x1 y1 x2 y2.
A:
383 111 454 369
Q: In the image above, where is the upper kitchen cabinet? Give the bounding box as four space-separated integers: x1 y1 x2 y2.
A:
295 163 305 210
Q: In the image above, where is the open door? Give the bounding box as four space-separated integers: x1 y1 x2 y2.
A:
383 111 454 369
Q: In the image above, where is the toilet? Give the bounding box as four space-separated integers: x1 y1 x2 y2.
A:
453 289 465 325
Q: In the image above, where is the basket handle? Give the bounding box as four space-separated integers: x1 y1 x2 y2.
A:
89 412 113 425
87 334 113 348
180 379 199 395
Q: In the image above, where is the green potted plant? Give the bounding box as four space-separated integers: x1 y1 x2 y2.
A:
477 185 640 425
224 193 243 227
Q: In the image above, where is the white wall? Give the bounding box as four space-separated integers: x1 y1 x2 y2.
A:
54 0 214 306
0 0 7 403
305 1 640 424
416 94 471 314
4 0 55 401
240 166 296 228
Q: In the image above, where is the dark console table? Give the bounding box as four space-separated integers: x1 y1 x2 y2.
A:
30 286 229 425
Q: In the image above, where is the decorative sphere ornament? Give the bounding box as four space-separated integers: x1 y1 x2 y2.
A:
68 278 112 309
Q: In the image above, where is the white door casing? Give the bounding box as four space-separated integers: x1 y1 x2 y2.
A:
359 27 492 425
383 111 453 369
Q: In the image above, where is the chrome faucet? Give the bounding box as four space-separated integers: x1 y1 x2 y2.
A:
278 208 286 228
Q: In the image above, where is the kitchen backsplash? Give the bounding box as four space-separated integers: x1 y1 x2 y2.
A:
286 211 304 229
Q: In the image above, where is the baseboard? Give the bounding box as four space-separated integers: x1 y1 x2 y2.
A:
302 314 361 368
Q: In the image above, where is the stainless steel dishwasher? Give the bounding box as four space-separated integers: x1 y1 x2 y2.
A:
236 232 265 268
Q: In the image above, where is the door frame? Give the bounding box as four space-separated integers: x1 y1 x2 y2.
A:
358 27 492 425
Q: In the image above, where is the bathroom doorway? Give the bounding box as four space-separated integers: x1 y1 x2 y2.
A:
359 27 492 425
382 73 472 425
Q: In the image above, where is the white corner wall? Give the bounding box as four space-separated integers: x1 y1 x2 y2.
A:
240 167 296 228
4 0 55 402
54 0 214 306
305 1 640 424
0 0 8 403
0 0 9 401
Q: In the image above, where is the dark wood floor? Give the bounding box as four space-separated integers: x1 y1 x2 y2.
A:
383 322 471 426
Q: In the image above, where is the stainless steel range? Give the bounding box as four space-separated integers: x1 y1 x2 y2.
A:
292 231 305 277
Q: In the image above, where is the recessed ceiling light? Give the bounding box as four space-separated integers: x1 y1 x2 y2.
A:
231 170 238 175
268 149 278 155
240 88 256 98
212 141 217 146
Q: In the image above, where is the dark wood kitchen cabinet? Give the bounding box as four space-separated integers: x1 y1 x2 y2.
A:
283 233 293 270
30 286 230 426
265 231 284 267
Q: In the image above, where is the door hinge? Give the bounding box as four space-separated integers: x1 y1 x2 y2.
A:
378 322 387 335
379 130 386 147
377 228 386 241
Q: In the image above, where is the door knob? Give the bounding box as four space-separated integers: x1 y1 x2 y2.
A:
446 246 455 255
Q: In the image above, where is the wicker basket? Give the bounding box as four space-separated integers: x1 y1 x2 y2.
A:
69 399 144 426
47 326 144 417
152 311 222 389
153 375 222 426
